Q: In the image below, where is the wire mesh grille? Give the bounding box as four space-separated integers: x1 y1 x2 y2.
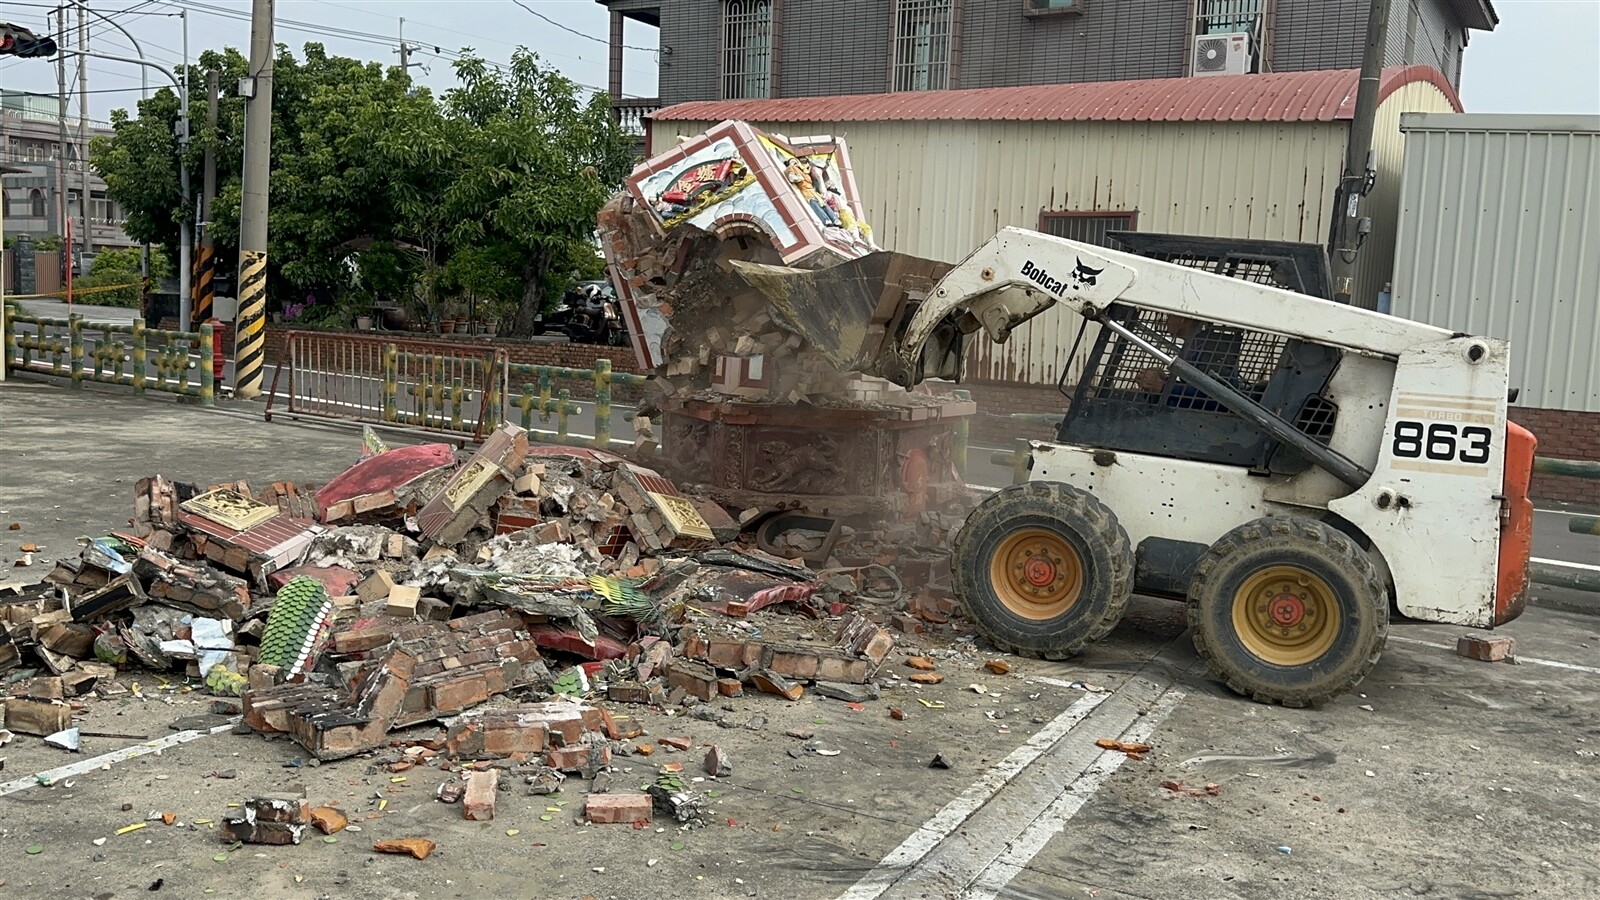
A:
1131 251 1295 291
1086 308 1283 411
721 0 773 100
1294 394 1339 444
892 0 952 92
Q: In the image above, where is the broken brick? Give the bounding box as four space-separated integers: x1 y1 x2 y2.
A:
659 735 692 751
373 837 437 859
904 656 937 671
310 807 349 835
666 659 718 702
356 570 397 603
749 670 804 701
586 793 652 825
716 678 744 698
385 584 421 618
1457 635 1514 662
909 672 944 685
220 817 304 846
704 745 731 777
463 770 498 821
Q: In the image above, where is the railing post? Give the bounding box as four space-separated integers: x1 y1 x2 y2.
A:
594 358 612 450
2 303 15 378
381 343 398 423
131 318 147 394
952 389 971 477
557 387 572 441
68 314 84 390
199 321 215 406
538 368 554 424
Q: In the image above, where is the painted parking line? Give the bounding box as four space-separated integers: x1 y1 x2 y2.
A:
1532 556 1600 573
0 719 239 798
1389 635 1600 676
837 692 1109 900
966 688 1187 899
842 639 1193 900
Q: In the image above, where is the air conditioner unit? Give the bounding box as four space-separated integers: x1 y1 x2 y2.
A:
1193 32 1254 77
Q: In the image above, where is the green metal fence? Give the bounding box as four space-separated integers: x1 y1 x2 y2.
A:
269 330 646 450
3 303 214 405
502 357 648 449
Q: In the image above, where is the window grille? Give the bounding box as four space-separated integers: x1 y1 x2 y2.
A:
892 0 952 92
1085 307 1284 411
1039 211 1137 248
28 188 45 218
1196 0 1263 36
721 0 772 100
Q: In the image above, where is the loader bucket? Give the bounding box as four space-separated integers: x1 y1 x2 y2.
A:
729 251 956 381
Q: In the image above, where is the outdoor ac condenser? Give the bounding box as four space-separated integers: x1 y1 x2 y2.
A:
1193 32 1254 76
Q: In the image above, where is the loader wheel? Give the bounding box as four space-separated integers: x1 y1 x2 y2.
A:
1187 517 1387 707
953 481 1133 660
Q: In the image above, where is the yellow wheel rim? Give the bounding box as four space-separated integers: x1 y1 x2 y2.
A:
1230 565 1343 666
989 528 1084 621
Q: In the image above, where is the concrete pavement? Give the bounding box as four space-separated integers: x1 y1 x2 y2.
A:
1 379 1599 899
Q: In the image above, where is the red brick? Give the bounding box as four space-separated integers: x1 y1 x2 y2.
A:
1456 635 1515 662
463 770 498 821
548 744 611 772
585 793 652 825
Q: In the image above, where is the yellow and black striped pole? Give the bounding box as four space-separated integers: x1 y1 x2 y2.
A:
233 250 267 399
191 244 215 329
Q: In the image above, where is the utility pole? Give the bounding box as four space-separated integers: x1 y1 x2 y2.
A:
1329 0 1390 308
54 6 67 251
398 17 408 72
76 1 90 256
193 68 218 326
177 9 192 328
233 0 274 399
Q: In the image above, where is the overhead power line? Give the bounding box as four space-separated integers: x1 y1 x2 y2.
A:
510 0 656 52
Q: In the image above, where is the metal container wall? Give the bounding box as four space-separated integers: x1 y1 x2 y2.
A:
1391 113 1600 412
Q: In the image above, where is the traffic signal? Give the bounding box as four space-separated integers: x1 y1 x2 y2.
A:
0 23 58 59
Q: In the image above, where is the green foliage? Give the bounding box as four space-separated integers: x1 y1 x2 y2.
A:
92 43 636 335
77 247 171 308
33 234 63 252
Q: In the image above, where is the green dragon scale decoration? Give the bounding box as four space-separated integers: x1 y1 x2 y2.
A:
258 575 336 677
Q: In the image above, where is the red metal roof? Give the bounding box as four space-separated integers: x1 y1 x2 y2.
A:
652 66 1462 126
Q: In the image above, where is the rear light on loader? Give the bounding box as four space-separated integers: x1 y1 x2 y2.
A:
1493 422 1537 625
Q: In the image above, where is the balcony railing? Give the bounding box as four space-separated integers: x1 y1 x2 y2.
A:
612 97 659 137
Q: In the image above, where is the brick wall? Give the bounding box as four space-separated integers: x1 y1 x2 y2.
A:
1510 407 1600 505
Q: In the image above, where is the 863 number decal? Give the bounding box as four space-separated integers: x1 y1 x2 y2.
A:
1392 421 1492 464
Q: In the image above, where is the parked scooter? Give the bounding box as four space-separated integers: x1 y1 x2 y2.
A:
535 282 629 347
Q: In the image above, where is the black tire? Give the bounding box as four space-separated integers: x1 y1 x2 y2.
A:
952 481 1134 660
1187 516 1387 708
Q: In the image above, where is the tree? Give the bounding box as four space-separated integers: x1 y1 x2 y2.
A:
436 51 636 336
91 43 634 333
77 247 172 308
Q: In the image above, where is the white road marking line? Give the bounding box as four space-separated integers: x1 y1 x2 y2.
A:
1533 556 1600 573
966 688 1187 900
837 692 1109 900
0 720 239 798
1389 635 1600 676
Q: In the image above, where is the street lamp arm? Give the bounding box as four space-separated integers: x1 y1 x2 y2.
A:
58 48 179 92
68 1 148 98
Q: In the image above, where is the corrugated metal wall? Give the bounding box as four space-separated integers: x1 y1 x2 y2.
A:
1391 113 1600 412
652 80 1452 385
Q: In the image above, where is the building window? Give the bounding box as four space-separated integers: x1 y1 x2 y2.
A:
892 0 952 92
91 195 117 225
1023 0 1083 16
1195 0 1264 36
1039 210 1138 247
29 188 45 218
721 0 772 100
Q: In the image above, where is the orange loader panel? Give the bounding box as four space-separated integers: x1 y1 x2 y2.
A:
1494 422 1537 626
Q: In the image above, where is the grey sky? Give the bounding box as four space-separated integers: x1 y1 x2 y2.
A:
0 0 1594 124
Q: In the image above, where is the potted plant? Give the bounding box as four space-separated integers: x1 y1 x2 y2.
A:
355 312 374 331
